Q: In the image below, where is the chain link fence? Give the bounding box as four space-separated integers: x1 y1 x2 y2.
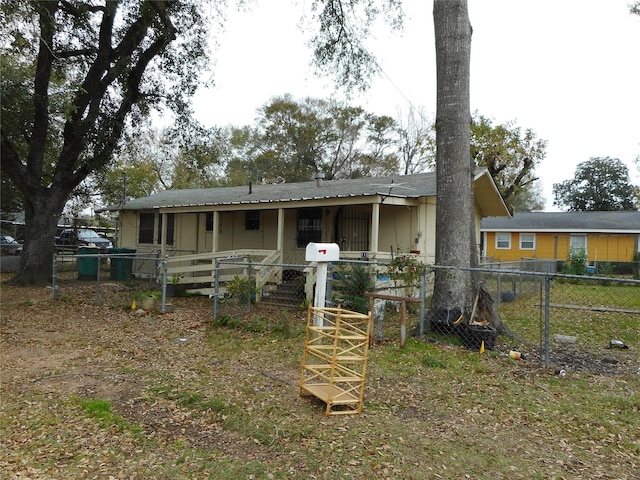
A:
51 251 639 375
484 269 640 375
213 257 639 375
52 251 171 310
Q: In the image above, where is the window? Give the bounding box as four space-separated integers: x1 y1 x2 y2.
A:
245 211 260 230
138 212 174 245
158 213 175 245
519 233 535 250
206 213 214 232
138 213 155 244
495 232 511 249
297 208 322 247
570 235 587 257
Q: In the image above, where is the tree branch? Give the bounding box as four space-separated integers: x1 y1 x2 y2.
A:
27 1 59 181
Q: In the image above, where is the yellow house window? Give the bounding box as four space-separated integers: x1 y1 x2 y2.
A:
496 232 511 249
570 235 587 258
520 233 535 250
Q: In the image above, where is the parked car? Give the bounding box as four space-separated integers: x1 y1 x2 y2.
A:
55 229 113 253
0 234 22 256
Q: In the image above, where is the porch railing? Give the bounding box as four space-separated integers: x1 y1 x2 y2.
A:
165 249 282 297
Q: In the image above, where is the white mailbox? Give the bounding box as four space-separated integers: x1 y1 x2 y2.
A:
305 242 340 262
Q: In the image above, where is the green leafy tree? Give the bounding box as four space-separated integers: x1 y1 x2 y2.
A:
256 95 334 182
232 95 400 183
1 0 211 284
553 157 638 211
511 181 546 213
169 123 227 189
471 113 547 212
222 126 265 186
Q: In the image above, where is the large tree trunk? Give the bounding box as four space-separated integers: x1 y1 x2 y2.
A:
15 192 68 285
431 0 475 314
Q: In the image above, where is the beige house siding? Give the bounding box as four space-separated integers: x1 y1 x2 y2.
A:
114 170 509 268
117 201 447 264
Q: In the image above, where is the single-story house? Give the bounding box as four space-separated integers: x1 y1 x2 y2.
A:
110 169 509 295
481 211 640 264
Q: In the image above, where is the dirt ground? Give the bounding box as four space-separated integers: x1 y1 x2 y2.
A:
1 281 235 446
1 277 639 479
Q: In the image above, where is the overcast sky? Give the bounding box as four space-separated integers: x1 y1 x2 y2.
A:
191 0 640 210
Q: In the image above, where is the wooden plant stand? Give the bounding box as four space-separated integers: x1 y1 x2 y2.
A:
299 306 372 415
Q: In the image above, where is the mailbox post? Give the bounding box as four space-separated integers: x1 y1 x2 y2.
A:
305 242 340 326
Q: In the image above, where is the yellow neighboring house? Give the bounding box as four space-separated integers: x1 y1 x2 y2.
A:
481 211 640 264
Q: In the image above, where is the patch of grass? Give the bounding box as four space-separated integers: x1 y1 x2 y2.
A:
75 398 142 437
422 354 447 368
211 312 305 338
148 385 229 414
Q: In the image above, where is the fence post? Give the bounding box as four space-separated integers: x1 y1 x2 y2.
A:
247 259 252 313
95 253 101 304
213 258 220 320
326 262 333 306
52 255 58 299
419 270 426 336
160 256 168 313
544 274 551 367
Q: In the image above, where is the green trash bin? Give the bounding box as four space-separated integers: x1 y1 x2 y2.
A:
77 246 99 280
110 248 136 280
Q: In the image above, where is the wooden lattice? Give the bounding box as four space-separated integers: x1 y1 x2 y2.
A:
299 307 372 415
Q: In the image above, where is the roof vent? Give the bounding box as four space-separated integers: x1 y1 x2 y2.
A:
315 172 325 187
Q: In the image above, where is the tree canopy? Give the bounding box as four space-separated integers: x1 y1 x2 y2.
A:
1 0 212 283
471 113 546 212
553 157 638 211
227 95 399 184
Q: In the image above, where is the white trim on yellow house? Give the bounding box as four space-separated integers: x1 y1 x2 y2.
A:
481 211 640 262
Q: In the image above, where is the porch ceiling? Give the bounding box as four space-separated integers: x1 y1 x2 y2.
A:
474 170 511 218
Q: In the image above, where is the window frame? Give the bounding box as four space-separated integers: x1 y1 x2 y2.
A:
297 208 323 248
245 211 260 231
569 234 587 257
495 232 511 250
138 212 155 244
519 233 536 250
138 212 175 245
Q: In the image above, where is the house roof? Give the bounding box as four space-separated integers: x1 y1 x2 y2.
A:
482 211 640 234
116 168 510 217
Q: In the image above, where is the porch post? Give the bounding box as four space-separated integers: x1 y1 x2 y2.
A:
160 212 167 256
212 211 219 253
277 208 284 261
370 203 380 256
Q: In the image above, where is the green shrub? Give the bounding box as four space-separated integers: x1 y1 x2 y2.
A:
332 264 374 313
388 253 427 297
226 275 256 303
566 248 587 275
